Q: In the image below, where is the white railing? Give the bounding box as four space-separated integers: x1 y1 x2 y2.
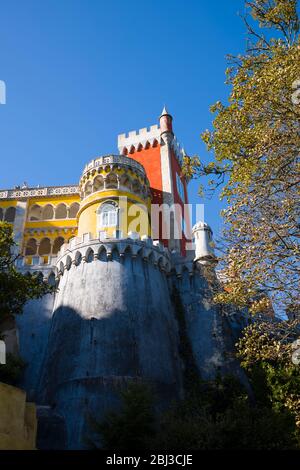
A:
81 155 145 178
0 185 79 200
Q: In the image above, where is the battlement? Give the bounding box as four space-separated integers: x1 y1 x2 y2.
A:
15 233 201 281
118 125 186 166
55 233 171 275
118 125 161 153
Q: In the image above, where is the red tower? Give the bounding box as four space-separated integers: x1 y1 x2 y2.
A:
118 108 190 255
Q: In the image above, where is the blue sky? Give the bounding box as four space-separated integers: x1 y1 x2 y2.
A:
0 0 247 237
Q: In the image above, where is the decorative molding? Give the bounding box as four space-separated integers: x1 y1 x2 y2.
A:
81 155 146 178
0 185 79 200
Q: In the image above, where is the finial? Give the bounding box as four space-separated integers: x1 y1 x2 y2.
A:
160 105 170 117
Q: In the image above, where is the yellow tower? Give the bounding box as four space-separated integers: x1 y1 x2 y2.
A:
78 155 151 240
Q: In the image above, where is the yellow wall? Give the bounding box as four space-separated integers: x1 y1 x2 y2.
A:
0 382 37 450
78 190 151 238
0 200 17 209
1 181 152 251
27 195 80 207
0 194 81 255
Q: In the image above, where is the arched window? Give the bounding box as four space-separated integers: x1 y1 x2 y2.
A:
48 272 56 287
29 204 41 221
97 201 118 228
69 202 80 218
132 179 141 195
25 238 37 255
4 206 16 223
85 181 93 197
42 204 54 220
38 238 51 256
4 207 16 223
119 174 131 191
52 237 65 255
93 175 104 192
105 173 118 189
55 203 67 219
86 248 94 263
65 255 72 270
75 251 82 266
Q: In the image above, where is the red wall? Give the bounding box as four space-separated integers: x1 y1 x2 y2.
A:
128 145 189 255
128 145 163 205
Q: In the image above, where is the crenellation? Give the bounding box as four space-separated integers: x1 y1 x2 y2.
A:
117 123 161 153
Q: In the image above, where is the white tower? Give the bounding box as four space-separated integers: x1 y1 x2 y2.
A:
192 221 217 265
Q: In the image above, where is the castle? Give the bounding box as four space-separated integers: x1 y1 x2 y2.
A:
0 109 247 449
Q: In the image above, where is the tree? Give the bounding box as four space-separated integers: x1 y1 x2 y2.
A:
237 317 300 427
0 221 54 320
88 382 156 450
183 0 300 316
0 221 54 383
90 375 299 450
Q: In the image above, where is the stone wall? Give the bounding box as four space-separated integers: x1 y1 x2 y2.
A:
16 293 55 400
14 236 249 449
0 382 37 450
38 241 183 449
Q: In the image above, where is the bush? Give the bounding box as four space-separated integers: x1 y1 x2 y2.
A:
0 353 26 385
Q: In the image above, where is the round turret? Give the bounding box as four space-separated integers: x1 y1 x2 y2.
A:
77 155 151 239
192 221 217 265
38 235 183 448
159 106 173 136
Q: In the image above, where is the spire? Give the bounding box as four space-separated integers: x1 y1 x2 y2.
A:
160 105 170 117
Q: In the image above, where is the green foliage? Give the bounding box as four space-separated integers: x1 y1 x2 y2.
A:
89 382 156 450
0 353 26 385
91 374 299 450
0 221 54 320
0 221 54 385
182 0 300 316
237 318 300 426
154 396 297 450
90 310 300 450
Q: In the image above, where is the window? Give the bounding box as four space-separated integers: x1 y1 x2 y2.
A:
42 204 54 220
25 238 37 255
55 203 67 219
4 206 16 223
98 202 118 228
52 237 65 255
29 204 41 221
69 202 80 218
176 174 185 203
38 238 51 255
